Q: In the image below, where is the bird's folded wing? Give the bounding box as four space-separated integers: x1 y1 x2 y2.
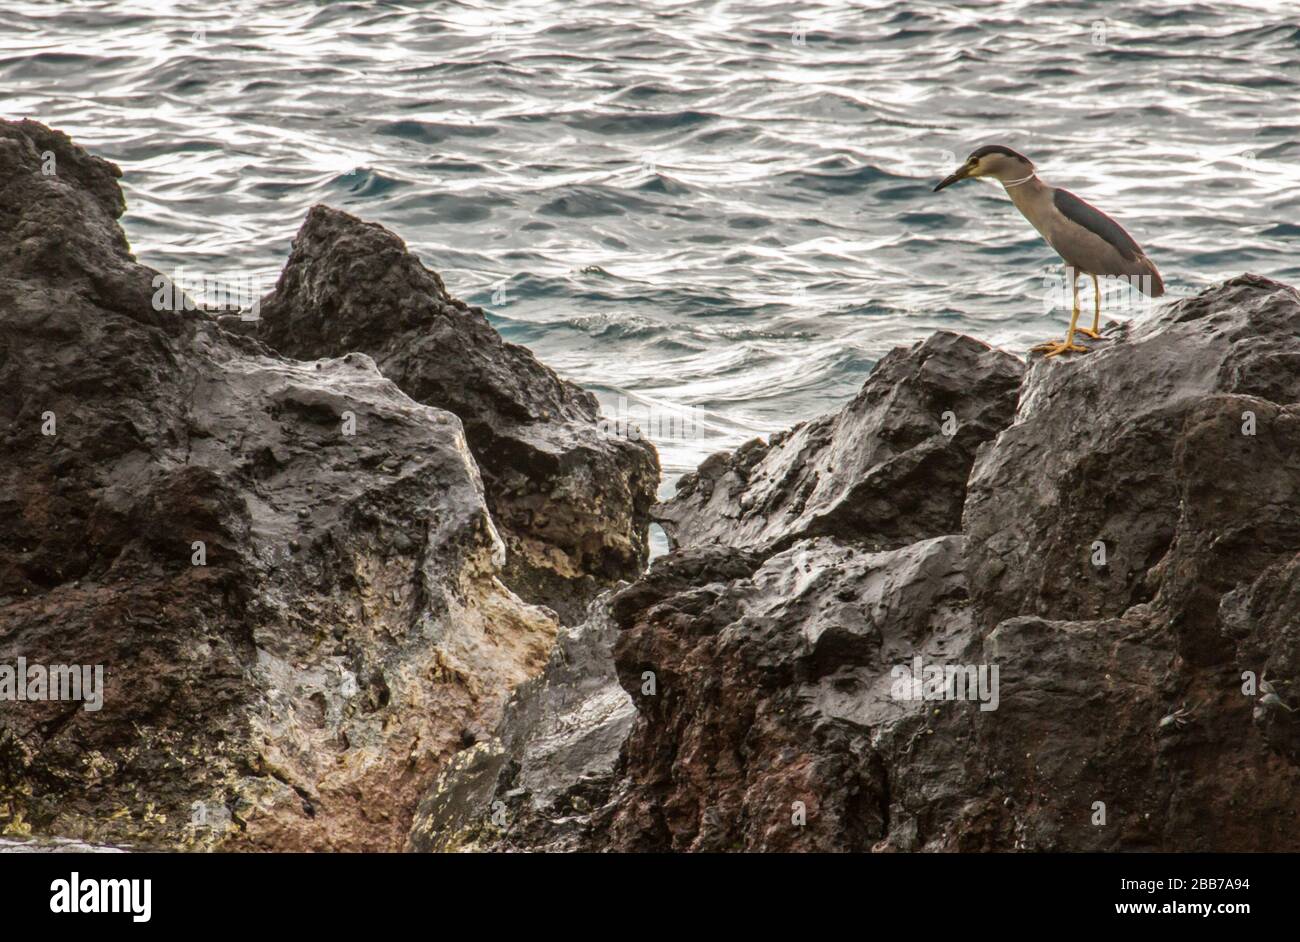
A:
1052 188 1142 262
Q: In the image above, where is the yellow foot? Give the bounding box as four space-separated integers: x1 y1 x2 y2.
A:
1031 340 1089 358
1075 327 1102 339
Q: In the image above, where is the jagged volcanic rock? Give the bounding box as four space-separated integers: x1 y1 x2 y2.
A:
407 595 634 852
655 331 1024 554
6 118 1296 855
0 119 558 850
963 276 1300 662
257 206 659 623
408 320 1024 850
417 277 1300 852
605 535 978 851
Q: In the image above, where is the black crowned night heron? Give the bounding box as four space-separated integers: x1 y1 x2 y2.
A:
934 144 1164 357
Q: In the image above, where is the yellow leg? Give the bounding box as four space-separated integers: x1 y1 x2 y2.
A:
1093 274 1101 333
1032 269 1089 357
1077 274 1102 339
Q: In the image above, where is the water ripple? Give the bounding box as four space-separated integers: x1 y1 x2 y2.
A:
3 0 1298 494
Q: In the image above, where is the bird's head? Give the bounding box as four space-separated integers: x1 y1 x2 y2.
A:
934 145 1034 191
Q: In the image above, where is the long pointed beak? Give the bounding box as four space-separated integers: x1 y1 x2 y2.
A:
933 166 972 192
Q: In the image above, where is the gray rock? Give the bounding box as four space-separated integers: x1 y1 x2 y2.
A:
656 331 1023 554
964 275 1300 661
0 118 558 851
418 275 1300 853
605 535 979 852
408 595 635 852
257 206 659 623
8 119 1297 855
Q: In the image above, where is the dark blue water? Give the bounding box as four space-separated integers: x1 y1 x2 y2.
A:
5 0 1299 495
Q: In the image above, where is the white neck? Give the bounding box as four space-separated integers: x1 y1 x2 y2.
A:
1002 173 1036 188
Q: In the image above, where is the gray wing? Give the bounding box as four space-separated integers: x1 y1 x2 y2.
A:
1052 188 1142 262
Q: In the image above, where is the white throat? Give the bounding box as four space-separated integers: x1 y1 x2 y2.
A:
1002 173 1035 188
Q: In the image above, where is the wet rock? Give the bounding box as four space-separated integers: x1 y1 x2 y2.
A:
606 535 976 851
593 538 1297 853
416 277 1300 853
0 119 558 850
0 120 162 328
6 118 1296 854
656 331 1023 554
1222 551 1300 761
408 595 635 852
257 206 659 623
964 276 1300 660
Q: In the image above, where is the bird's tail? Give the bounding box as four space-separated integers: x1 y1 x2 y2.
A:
1137 255 1164 298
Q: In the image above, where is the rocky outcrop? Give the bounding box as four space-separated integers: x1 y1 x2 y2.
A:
0 119 565 850
407 596 634 852
606 535 979 851
6 118 1296 854
419 276 1300 852
964 276 1300 660
655 331 1023 554
257 206 658 624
